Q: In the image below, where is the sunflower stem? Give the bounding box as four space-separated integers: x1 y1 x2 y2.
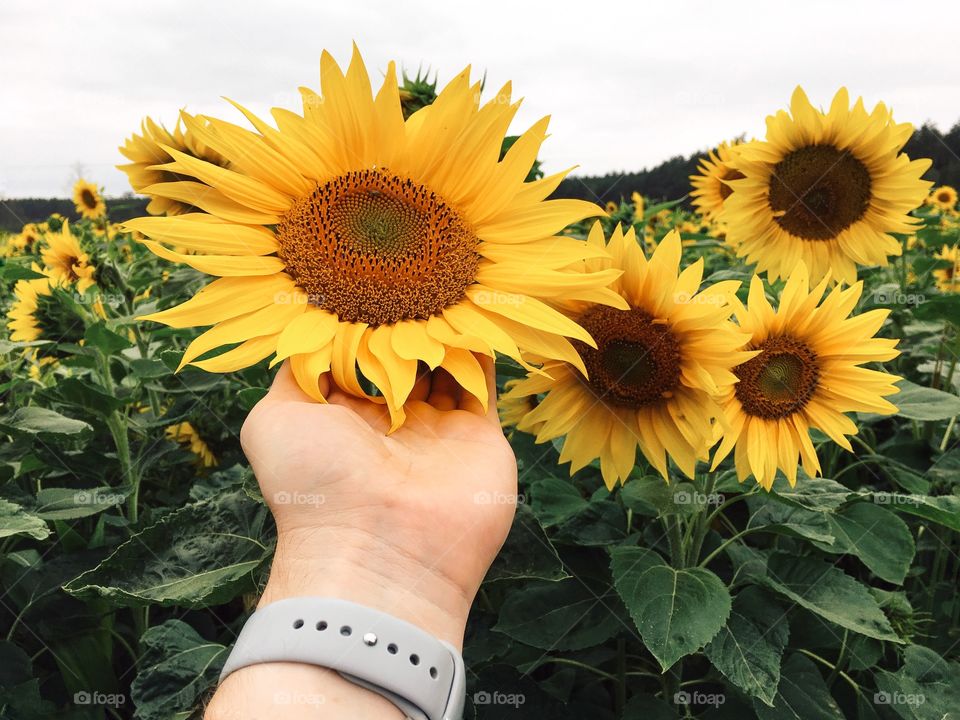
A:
940 415 958 452
96 348 139 524
698 526 766 568
615 637 626 715
797 649 862 696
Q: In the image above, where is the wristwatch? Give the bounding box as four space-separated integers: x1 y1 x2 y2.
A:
219 597 466 720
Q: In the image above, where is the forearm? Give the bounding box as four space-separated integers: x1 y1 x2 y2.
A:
205 526 471 720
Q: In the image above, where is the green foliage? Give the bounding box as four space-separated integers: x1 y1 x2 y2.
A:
3 175 960 720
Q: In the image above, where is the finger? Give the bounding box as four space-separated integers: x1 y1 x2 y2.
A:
427 368 459 411
408 363 432 403
460 353 499 423
328 389 393 434
262 361 314 404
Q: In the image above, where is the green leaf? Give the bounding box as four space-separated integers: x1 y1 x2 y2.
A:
42 377 126 416
621 480 718 517
485 504 568 583
84 321 135 354
529 476 588 527
64 489 271 608
494 578 623 651
130 619 228 720
0 640 33 688
236 387 268 411
874 645 960 720
757 552 901 642
0 263 46 281
553 499 627 546
912 292 960 326
33 486 132 521
748 502 837 545
753 653 844 720
892 379 960 420
610 546 731 670
0 406 93 442
768 475 855 512
811 502 915 585
872 492 960 532
0 498 50 540
129 357 172 379
704 587 790 706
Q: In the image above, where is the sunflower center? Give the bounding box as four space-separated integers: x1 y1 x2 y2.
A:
277 169 480 325
719 168 744 201
573 305 682 409
80 189 97 209
937 191 952 203
768 144 871 241
734 335 819 419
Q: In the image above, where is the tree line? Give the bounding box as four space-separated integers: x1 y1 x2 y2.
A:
3 121 960 233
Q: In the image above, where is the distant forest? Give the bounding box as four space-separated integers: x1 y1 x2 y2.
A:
3 122 960 233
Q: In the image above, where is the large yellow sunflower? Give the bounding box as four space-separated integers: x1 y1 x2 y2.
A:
73 179 106 220
125 46 624 430
41 222 96 293
721 87 931 285
934 244 960 292
501 225 753 487
6 270 52 342
930 185 958 213
711 266 900 489
689 141 744 220
118 116 229 216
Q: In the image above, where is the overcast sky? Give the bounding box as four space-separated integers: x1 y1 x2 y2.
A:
2 0 958 199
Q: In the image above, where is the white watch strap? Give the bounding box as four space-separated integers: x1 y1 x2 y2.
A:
219 597 465 720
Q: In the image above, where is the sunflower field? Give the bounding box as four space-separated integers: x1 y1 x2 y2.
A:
2 50 960 719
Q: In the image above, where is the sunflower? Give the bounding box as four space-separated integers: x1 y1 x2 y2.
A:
6 270 52 342
711 266 900 489
930 185 958 212
501 225 753 487
11 223 42 254
498 378 538 430
631 191 644 222
118 115 229 216
126 46 624 431
721 87 931 285
165 422 218 467
933 245 960 292
73 179 106 220
690 141 744 220
41 222 96 293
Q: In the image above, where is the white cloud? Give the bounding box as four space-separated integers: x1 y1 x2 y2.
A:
1 0 957 197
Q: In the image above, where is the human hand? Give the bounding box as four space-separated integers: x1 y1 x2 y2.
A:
207 355 518 719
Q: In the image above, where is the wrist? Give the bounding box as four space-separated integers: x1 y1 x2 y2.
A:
259 524 472 650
